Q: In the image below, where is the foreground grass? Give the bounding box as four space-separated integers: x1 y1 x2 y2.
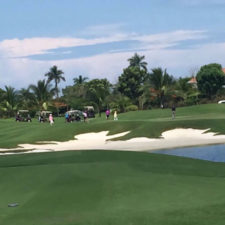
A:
0 150 225 225
1 103 225 148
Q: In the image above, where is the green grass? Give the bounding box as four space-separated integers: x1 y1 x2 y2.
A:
1 104 225 224
1 151 225 225
1 103 225 148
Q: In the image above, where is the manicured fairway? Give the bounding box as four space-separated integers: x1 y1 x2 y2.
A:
0 150 225 225
1 104 225 148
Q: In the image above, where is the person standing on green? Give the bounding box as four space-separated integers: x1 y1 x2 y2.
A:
114 110 118 120
172 104 176 120
49 114 54 125
106 109 110 120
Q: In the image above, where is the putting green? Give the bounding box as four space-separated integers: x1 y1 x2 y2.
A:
0 150 225 225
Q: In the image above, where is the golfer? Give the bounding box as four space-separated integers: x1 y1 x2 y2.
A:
65 112 69 122
106 109 110 120
83 111 88 122
114 110 118 120
172 104 176 120
49 114 54 126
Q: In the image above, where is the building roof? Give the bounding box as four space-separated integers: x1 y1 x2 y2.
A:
187 68 225 85
53 101 67 107
188 77 197 84
222 68 225 74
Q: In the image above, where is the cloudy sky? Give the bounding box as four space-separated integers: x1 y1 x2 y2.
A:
0 0 225 89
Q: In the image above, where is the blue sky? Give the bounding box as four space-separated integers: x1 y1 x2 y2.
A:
0 0 225 88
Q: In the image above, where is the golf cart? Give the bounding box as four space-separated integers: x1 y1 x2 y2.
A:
218 100 225 104
84 106 95 118
66 110 83 122
16 110 32 122
37 111 52 122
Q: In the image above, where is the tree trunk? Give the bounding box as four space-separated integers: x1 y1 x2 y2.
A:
55 81 59 116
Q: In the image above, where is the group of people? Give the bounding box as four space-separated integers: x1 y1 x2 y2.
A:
17 106 175 127
107 107 175 120
38 113 54 125
15 113 32 122
64 111 89 123
65 112 82 123
105 109 118 121
64 109 118 123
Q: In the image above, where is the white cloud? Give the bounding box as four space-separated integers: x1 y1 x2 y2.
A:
1 28 223 89
2 41 225 89
79 23 127 37
137 30 206 44
144 42 225 76
0 35 129 58
0 29 207 59
0 57 52 88
43 41 225 86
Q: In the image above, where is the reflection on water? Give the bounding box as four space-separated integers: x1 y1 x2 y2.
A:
151 144 225 162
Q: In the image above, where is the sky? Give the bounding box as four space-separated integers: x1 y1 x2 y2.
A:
0 0 225 89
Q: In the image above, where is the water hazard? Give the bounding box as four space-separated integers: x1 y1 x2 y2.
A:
151 144 225 162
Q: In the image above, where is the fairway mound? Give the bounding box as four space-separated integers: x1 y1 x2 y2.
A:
1 128 225 154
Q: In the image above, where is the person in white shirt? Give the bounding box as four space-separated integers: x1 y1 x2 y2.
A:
114 110 118 120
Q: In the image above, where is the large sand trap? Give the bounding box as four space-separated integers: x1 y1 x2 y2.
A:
1 128 225 154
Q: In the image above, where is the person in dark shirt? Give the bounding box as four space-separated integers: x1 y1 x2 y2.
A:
172 104 176 120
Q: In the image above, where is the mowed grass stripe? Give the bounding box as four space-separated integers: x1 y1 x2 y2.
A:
0 151 225 225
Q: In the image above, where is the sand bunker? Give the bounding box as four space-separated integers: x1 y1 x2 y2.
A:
1 128 225 155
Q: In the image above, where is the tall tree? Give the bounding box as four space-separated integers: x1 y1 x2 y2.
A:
128 53 148 72
108 93 132 113
45 65 65 99
62 75 89 110
18 88 36 109
196 63 225 99
117 67 147 104
29 80 55 110
62 85 88 110
73 75 89 98
0 88 5 102
174 77 199 105
73 75 88 85
149 68 175 107
0 86 18 117
86 79 111 116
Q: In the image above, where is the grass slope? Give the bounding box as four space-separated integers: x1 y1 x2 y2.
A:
1 104 225 148
1 151 225 225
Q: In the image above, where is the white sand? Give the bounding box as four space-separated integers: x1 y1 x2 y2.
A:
1 128 225 155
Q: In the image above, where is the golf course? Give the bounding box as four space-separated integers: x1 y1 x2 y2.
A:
1 104 225 224
1 0 225 223
1 103 225 149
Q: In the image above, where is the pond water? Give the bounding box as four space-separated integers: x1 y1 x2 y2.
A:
151 144 225 162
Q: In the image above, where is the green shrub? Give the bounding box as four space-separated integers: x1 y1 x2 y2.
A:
125 104 138 112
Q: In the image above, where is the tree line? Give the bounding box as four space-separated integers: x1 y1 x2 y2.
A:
0 53 225 117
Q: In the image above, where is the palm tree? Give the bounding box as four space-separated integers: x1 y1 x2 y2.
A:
29 80 55 110
45 65 65 99
73 75 88 85
174 77 200 105
0 88 4 101
72 75 89 98
128 53 148 72
18 88 36 109
0 86 18 117
86 79 111 116
108 93 132 113
149 68 175 107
